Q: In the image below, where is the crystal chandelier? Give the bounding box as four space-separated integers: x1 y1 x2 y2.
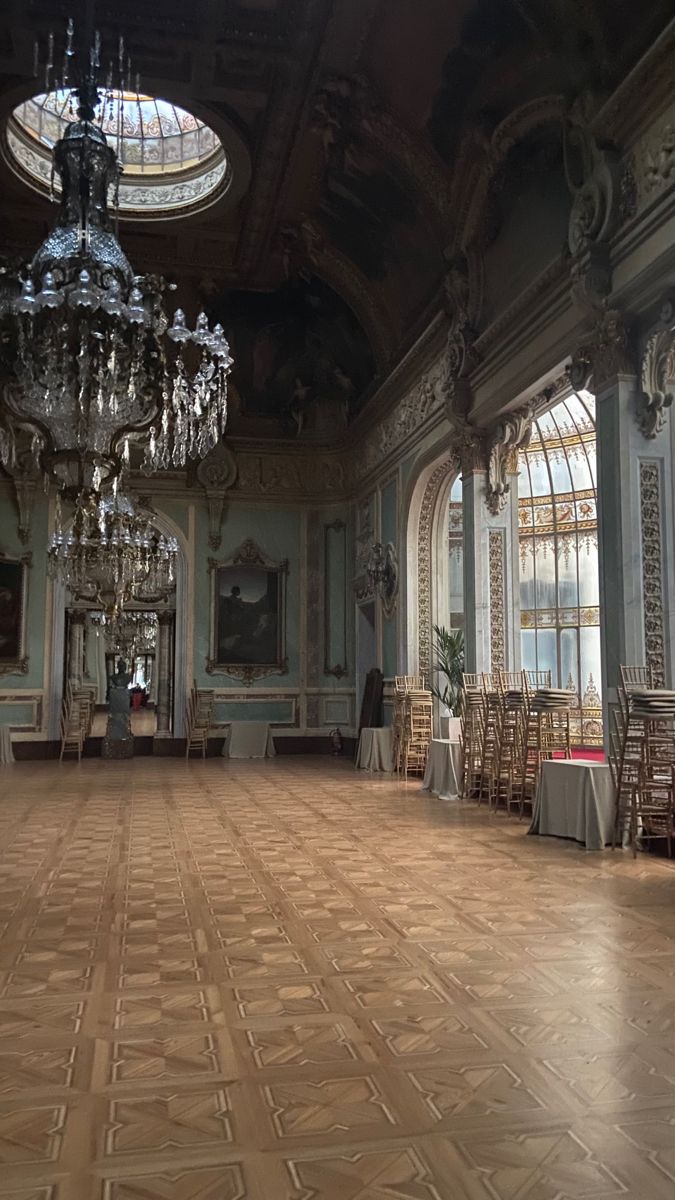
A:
0 19 232 498
48 492 178 614
90 609 158 659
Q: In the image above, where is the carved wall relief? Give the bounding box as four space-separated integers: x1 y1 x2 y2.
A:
488 530 506 673
417 459 456 680
639 460 665 687
638 322 675 438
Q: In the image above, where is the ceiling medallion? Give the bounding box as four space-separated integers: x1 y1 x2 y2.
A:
0 18 233 500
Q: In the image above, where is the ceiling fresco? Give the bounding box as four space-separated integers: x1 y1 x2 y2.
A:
0 0 672 444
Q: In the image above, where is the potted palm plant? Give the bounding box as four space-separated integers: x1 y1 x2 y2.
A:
430 624 465 716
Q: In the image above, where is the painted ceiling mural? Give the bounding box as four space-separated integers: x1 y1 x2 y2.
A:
0 0 672 445
209 275 376 438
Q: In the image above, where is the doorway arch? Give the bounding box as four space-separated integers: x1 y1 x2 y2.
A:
403 451 461 684
47 501 190 740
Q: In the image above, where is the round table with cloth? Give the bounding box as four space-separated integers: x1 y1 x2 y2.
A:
356 727 393 772
421 738 462 801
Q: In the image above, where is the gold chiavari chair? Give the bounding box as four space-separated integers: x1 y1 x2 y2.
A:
460 674 484 799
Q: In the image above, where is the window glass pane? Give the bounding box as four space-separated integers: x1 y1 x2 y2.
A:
535 628 558 685
557 539 579 608
527 454 550 497
560 627 579 697
521 629 537 672
578 540 599 606
534 538 556 608
547 446 572 494
520 540 535 609
580 625 602 706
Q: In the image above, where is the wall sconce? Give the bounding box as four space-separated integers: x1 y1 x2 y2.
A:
367 541 399 616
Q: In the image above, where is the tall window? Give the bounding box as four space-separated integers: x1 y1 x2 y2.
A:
518 391 602 745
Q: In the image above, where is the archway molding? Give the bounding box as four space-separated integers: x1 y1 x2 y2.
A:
402 448 460 684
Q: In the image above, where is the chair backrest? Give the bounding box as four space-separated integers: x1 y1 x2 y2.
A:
620 664 653 692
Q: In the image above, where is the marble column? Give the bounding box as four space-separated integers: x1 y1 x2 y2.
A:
67 611 86 688
595 370 675 712
462 464 521 675
155 612 174 736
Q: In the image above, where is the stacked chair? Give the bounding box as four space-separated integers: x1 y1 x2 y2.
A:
519 680 572 814
459 668 574 816
185 683 214 759
611 665 675 855
392 675 433 779
59 681 97 761
460 673 484 799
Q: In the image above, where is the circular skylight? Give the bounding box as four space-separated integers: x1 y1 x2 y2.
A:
5 89 229 219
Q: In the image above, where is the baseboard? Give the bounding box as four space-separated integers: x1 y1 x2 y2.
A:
11 735 358 760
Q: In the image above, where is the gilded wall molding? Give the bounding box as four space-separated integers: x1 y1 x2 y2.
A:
639 460 665 687
417 458 456 681
488 530 506 673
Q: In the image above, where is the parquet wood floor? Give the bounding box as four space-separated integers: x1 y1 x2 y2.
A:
0 756 674 1199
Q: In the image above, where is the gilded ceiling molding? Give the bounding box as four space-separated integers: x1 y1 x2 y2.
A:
638 306 675 438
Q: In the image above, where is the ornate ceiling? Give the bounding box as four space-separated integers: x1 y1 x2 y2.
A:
0 0 672 441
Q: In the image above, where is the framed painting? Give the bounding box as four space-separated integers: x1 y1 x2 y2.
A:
207 539 289 685
0 552 31 675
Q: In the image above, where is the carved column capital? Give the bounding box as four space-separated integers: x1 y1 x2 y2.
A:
157 611 174 628
485 404 534 515
571 307 637 394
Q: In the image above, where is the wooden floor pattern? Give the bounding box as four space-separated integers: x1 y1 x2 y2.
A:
0 756 674 1199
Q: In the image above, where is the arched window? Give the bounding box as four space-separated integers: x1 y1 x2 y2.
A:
518 390 602 745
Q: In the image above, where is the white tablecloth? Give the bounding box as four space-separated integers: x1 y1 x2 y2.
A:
439 716 462 742
422 739 462 801
223 722 276 759
0 726 14 766
356 727 393 772
529 760 615 850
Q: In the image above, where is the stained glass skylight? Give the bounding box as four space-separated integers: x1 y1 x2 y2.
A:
5 89 229 218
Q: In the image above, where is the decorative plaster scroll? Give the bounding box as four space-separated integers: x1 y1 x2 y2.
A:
639 461 665 687
488 530 506 672
638 326 675 439
564 119 621 258
485 406 533 515
417 459 456 681
195 441 237 550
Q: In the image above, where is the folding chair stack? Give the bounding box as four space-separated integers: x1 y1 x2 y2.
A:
185 683 214 759
392 676 432 779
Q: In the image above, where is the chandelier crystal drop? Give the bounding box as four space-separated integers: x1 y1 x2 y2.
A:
0 19 232 499
47 492 178 615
